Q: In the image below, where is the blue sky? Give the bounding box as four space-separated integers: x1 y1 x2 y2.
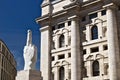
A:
0 0 43 70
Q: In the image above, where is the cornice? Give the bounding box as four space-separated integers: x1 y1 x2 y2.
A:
36 10 67 23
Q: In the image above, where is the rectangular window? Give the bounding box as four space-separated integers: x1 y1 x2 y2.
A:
91 47 99 53
52 26 55 31
119 6 120 11
101 10 106 16
68 21 71 26
52 56 55 61
68 53 71 58
83 49 86 55
58 23 65 29
58 54 65 59
103 45 108 50
50 0 56 2
89 13 97 19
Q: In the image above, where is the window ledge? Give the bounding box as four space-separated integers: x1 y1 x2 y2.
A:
83 38 107 46
51 46 71 53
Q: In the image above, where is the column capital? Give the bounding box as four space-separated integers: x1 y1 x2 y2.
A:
40 26 51 32
103 3 118 10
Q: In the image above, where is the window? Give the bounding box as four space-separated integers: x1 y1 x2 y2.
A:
59 67 65 80
58 23 65 29
50 0 56 2
103 45 108 50
91 25 98 40
52 26 55 31
68 21 71 26
68 53 71 58
91 47 99 53
92 60 100 76
82 16 86 22
52 56 55 61
119 6 120 11
101 10 106 16
58 54 65 59
89 13 97 19
59 35 65 48
83 49 86 55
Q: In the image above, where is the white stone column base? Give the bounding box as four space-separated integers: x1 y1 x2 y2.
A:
16 70 41 80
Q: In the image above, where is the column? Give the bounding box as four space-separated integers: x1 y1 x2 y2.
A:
70 16 82 80
56 35 59 49
86 25 91 41
40 26 51 80
55 67 59 80
98 23 103 39
105 4 120 80
65 31 69 47
87 61 92 77
65 65 69 80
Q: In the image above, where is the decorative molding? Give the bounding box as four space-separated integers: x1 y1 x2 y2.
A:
95 54 104 59
86 55 94 61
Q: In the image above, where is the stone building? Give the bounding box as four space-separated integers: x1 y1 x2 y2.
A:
0 39 17 80
36 0 120 80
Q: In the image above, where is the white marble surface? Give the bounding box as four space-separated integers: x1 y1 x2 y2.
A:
16 70 41 80
23 30 37 70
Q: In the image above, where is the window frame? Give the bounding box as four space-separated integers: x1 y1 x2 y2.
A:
91 25 98 40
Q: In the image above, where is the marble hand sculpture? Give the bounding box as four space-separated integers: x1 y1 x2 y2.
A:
23 30 37 70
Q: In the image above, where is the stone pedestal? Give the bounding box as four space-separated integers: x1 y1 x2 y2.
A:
16 70 41 80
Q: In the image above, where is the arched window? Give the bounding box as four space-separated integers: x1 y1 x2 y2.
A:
92 60 100 76
59 67 65 80
91 25 98 40
59 35 65 48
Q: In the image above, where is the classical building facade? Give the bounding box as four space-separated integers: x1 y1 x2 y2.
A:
36 0 120 80
0 40 17 80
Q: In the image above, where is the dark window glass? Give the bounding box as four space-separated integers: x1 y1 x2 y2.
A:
103 45 108 50
91 25 98 40
92 61 100 76
50 0 55 2
58 23 65 29
59 35 65 48
68 21 71 26
58 54 65 59
101 10 106 16
83 49 86 55
68 53 71 58
82 16 86 22
91 47 99 53
59 67 65 80
52 26 55 31
119 6 120 11
52 56 55 61
89 13 97 19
